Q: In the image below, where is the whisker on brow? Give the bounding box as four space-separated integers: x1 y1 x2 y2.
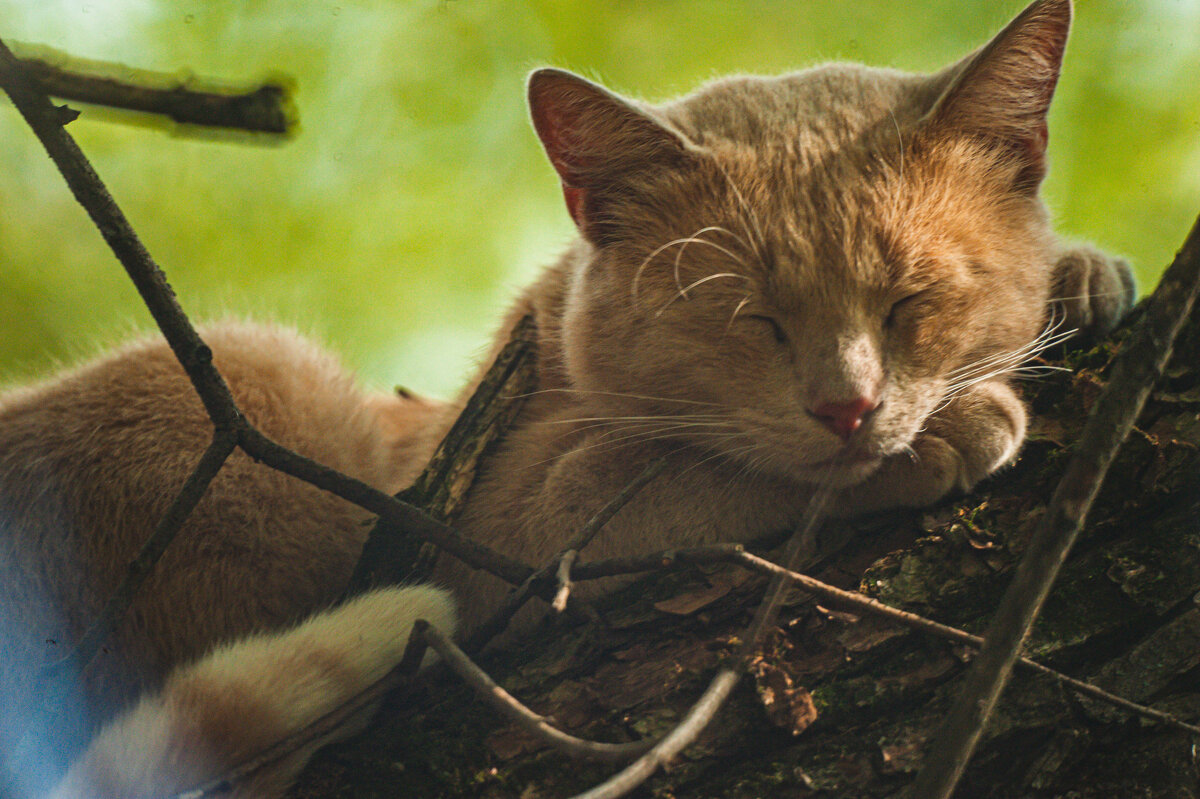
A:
672 226 750 293
712 160 770 266
725 295 753 332
655 273 753 318
631 230 749 303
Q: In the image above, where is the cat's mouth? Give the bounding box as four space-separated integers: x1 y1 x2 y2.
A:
804 448 885 487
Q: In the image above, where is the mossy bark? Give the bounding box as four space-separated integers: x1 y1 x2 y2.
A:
292 304 1200 798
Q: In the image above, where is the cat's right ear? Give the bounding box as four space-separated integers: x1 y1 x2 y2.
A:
528 69 693 238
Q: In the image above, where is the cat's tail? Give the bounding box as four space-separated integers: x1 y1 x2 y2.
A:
47 585 456 799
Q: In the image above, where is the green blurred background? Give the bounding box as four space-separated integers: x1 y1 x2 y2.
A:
1 0 1197 398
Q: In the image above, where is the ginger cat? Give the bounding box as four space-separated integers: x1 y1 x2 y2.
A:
0 1 1134 796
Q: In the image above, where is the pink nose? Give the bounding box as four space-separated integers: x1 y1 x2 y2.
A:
810 397 878 442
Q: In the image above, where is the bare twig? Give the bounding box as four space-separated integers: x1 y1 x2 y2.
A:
238 425 535 586
41 429 238 683
551 456 669 612
517 538 1200 737
0 34 541 778
730 551 1200 736
571 667 743 799
912 213 1200 798
551 550 578 612
171 615 654 799
465 457 669 650
420 622 656 762
8 44 292 134
571 481 837 799
0 38 241 427
0 28 538 588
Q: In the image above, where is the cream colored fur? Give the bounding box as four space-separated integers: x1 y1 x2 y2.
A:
47 586 455 799
0 1 1136 797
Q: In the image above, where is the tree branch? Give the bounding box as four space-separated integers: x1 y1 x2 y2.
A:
9 45 292 133
912 212 1200 798
347 315 538 593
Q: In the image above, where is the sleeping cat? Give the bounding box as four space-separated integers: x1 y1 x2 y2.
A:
0 0 1134 796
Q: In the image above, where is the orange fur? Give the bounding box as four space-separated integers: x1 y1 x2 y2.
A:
0 2 1135 797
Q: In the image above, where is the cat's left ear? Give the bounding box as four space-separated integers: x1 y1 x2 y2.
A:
927 0 1071 191
528 68 694 238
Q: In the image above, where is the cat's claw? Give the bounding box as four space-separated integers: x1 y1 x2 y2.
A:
1052 245 1136 339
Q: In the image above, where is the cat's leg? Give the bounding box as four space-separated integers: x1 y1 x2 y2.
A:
830 380 1025 515
49 586 456 799
1052 245 1136 338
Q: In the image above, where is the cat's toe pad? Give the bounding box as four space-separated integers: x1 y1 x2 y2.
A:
1052 246 1136 338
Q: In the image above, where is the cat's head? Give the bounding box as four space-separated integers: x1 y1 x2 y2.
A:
529 0 1070 487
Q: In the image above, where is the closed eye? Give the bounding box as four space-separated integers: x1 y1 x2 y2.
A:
885 291 925 330
747 314 788 344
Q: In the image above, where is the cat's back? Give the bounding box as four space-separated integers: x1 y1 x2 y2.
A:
0 320 443 770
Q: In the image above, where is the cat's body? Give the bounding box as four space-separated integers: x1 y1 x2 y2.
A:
0 1 1135 796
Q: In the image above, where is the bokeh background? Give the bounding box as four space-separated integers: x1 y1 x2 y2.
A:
1 0 1198 398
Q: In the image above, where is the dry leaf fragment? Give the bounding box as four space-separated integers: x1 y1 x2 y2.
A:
751 660 819 736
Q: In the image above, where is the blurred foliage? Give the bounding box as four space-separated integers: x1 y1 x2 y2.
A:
0 0 1197 397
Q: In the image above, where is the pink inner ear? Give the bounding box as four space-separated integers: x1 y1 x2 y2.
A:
562 184 585 227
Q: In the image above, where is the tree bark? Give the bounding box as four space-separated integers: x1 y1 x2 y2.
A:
289 301 1200 798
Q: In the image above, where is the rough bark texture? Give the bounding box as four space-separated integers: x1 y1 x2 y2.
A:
287 301 1200 799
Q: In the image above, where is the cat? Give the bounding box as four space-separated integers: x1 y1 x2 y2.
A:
0 0 1135 796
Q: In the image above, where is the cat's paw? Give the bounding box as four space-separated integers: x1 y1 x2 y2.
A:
832 381 1025 515
1052 245 1136 339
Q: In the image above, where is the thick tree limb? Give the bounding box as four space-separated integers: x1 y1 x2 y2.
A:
912 212 1200 799
347 315 538 593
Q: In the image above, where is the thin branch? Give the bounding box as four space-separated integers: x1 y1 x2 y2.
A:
172 616 653 799
519 539 1200 737
0 37 241 429
570 668 743 799
730 551 1200 737
238 424 534 586
12 50 292 134
551 550 578 612
12 430 238 770
551 457 669 611
912 212 1200 798
571 482 837 799
41 429 238 683
0 31 539 587
420 622 656 763
465 457 668 651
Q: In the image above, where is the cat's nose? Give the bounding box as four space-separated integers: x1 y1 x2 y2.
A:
809 397 879 442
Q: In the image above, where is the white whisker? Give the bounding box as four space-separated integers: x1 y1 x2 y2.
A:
632 229 749 303
672 226 749 292
712 160 769 265
726 295 753 332
656 272 752 317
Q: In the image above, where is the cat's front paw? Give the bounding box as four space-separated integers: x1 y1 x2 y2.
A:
1052 245 1136 339
831 381 1026 515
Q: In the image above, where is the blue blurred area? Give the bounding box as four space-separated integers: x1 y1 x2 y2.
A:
0 0 1196 396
